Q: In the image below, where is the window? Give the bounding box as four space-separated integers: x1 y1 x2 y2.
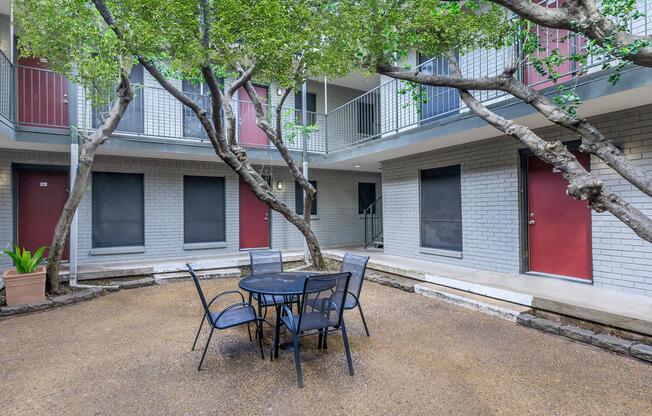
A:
358 182 376 214
92 172 144 248
183 176 226 244
295 180 317 216
420 165 462 252
294 92 317 125
182 79 224 139
418 54 459 123
93 64 144 133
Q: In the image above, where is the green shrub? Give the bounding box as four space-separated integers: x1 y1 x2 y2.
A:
3 245 47 274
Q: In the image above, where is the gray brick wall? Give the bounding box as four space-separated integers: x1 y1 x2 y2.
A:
0 149 380 268
381 104 652 296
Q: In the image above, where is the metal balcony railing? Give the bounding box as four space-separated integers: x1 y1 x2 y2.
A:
0 50 13 122
82 85 328 153
17 62 69 128
9 0 651 154
326 0 652 152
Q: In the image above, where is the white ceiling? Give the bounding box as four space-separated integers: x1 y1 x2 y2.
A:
312 72 380 92
0 1 10 16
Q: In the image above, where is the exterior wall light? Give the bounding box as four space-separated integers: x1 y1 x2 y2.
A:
276 181 284 190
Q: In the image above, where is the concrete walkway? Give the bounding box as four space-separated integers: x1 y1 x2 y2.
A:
324 248 652 336
59 250 306 280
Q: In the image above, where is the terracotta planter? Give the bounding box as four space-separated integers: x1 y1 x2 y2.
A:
3 266 46 306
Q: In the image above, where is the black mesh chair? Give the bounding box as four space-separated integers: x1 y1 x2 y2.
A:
272 272 353 388
187 264 265 371
341 252 371 336
248 250 296 326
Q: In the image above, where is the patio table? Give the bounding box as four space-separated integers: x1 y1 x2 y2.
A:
239 271 331 358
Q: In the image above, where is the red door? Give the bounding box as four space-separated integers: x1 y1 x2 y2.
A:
17 57 69 128
16 169 69 260
239 179 270 249
238 85 268 147
527 151 592 280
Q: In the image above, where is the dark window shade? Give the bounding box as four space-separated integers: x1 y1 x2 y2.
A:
93 64 144 133
295 180 317 215
420 165 462 252
358 182 376 214
92 172 144 248
183 176 226 244
294 92 317 125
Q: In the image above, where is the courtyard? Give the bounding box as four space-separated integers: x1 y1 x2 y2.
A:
1 277 650 415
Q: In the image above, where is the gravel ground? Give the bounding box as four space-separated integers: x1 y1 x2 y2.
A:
1 279 650 415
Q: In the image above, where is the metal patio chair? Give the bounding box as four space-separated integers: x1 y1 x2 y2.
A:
340 252 372 336
248 250 297 323
272 272 354 388
187 264 265 371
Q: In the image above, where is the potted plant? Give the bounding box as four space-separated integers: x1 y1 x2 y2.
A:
2 245 47 306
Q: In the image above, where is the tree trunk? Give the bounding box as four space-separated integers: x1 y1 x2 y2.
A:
45 74 133 293
92 1 327 269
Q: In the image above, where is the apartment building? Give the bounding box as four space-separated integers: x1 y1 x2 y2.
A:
1 2 651 298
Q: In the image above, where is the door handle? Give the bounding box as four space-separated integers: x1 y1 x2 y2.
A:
528 220 535 225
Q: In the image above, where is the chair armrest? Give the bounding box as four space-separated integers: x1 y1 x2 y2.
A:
213 302 260 323
346 291 360 307
281 304 297 332
207 290 245 308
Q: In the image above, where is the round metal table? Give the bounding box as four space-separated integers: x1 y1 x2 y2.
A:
238 271 316 298
239 271 330 357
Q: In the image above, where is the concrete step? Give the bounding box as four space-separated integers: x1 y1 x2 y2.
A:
414 282 532 322
153 268 241 284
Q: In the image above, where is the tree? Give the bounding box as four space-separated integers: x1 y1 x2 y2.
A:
87 0 362 269
15 1 136 292
486 0 652 68
352 0 652 243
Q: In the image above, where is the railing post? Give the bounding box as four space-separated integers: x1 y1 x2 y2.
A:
12 58 18 123
325 113 329 154
394 82 399 133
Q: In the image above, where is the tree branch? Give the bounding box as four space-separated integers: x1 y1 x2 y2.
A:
445 52 652 243
489 0 652 67
378 60 652 198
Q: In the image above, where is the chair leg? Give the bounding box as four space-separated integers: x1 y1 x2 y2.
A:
256 321 265 360
198 326 214 371
257 302 264 339
271 305 282 361
191 315 206 351
292 332 304 388
341 320 354 376
317 329 323 349
358 304 371 337
323 331 328 350
247 323 253 342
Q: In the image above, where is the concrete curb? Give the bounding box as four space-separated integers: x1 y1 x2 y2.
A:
0 287 112 318
517 313 652 364
415 283 531 322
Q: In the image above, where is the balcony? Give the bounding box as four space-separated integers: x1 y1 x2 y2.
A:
2 0 651 155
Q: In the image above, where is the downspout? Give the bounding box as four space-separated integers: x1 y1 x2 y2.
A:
301 82 309 263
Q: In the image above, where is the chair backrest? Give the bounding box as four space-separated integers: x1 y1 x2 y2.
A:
249 250 283 275
186 263 213 324
298 272 351 331
340 252 370 299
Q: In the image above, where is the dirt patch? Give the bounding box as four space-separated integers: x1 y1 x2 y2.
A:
1 279 650 415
